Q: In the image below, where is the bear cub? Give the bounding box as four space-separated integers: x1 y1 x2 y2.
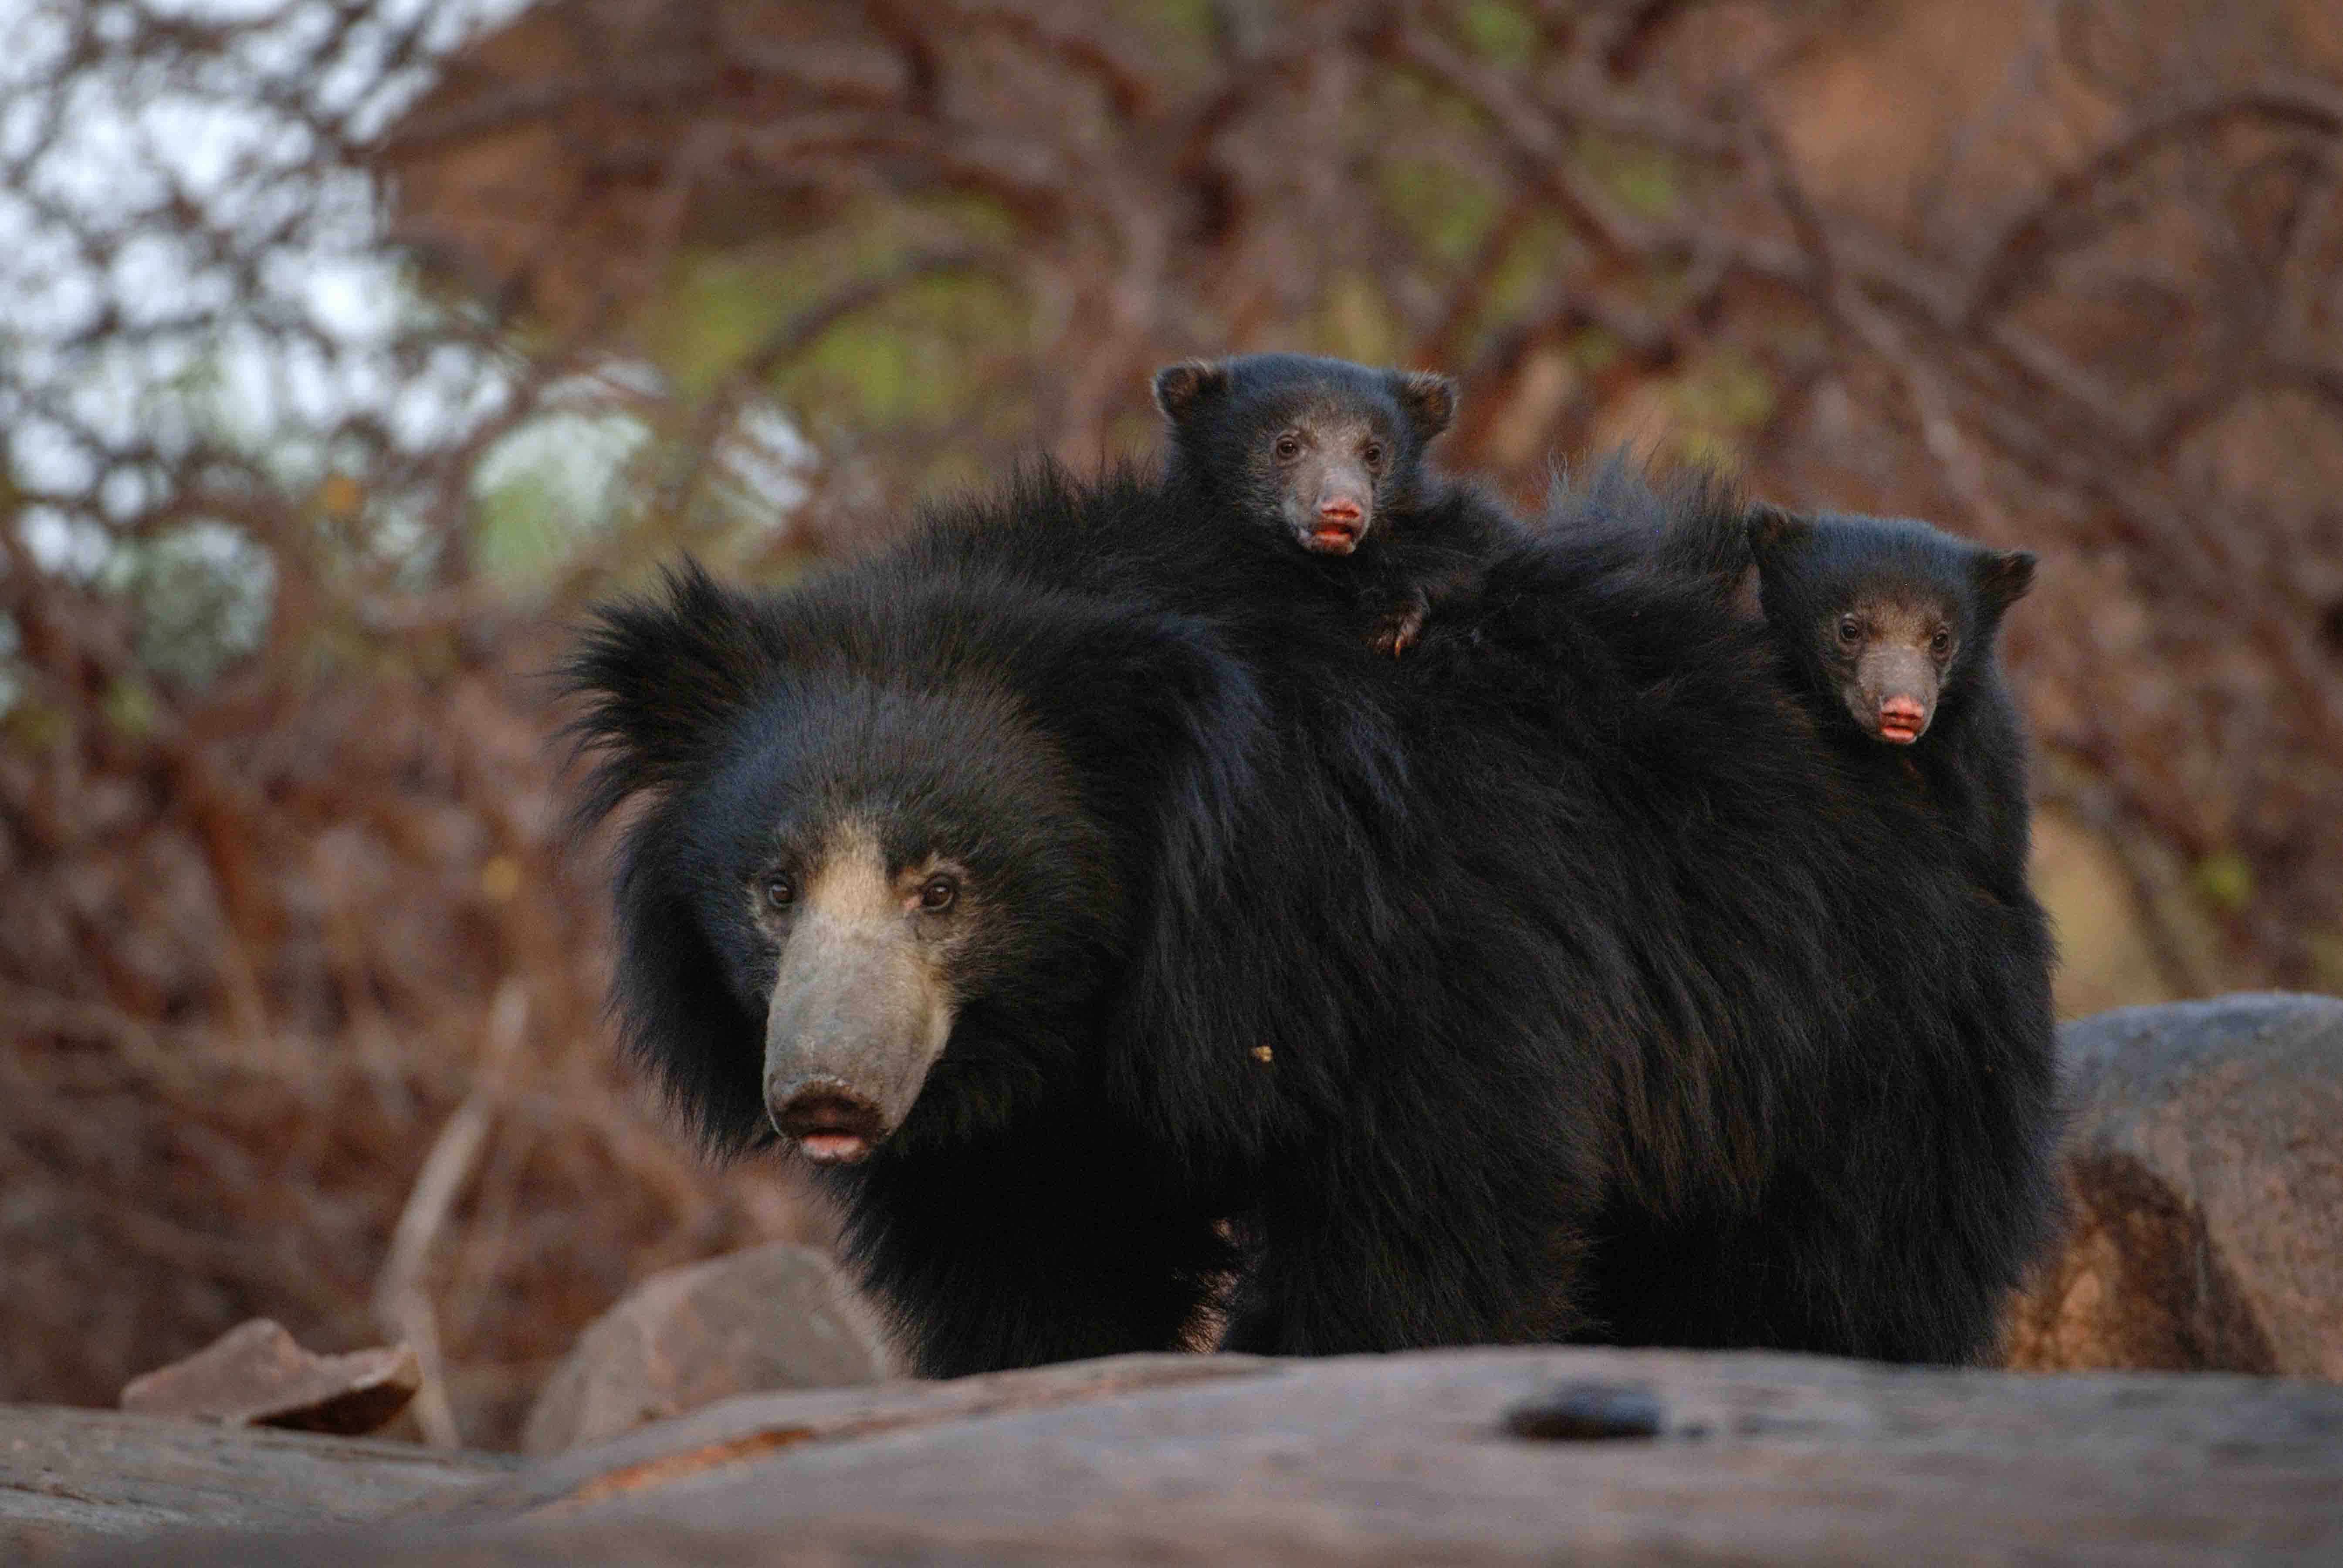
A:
1747 506 2039 896
1152 352 1517 655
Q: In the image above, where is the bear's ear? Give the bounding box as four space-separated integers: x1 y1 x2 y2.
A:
1392 370 1458 441
562 560 772 833
1973 547 2037 612
1152 360 1233 424
1744 503 1812 563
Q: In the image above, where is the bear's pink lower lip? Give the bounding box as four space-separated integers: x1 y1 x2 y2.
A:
1879 723 1920 743
1309 526 1358 553
799 1132 872 1163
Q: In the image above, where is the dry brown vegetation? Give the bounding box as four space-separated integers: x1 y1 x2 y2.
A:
3 0 2341 1446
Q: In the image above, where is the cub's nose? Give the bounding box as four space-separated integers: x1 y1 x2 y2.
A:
1307 496 1366 554
1876 696 1928 743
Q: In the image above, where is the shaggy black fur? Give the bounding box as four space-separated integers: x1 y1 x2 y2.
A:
1153 352 1521 654
565 559 1255 1374
565 459 2062 1376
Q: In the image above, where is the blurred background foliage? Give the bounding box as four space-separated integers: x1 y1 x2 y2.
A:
3 0 2341 1445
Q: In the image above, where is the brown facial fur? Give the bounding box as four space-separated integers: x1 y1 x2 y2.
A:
1828 596 1957 744
1268 410 1389 555
755 822 972 1163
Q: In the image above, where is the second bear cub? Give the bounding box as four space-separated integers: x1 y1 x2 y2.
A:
1747 506 2039 897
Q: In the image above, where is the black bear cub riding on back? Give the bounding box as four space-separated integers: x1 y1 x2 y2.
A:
1746 506 2039 896
1153 351 1517 653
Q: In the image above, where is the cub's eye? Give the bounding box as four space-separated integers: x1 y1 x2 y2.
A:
1930 628 1952 657
918 874 959 912
1273 433 1302 461
763 875 796 910
1361 441 1385 468
1836 615 1863 645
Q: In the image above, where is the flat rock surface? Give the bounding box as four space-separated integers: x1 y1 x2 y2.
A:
63 1347 2343 1565
0 1404 511 1558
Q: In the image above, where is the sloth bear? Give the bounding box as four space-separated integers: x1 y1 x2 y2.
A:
1151 352 1519 654
566 462 2061 1377
1745 505 2041 904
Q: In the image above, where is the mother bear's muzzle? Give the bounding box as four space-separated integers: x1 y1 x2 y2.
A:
763 902 955 1164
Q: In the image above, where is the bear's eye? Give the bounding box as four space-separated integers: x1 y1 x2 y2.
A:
918 874 959 912
1836 615 1863 646
1930 628 1952 658
763 875 796 910
1273 433 1302 461
1361 441 1385 469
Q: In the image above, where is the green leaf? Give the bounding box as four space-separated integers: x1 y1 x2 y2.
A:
2193 851 2255 912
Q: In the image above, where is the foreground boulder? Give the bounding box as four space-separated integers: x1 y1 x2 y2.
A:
518 1242 894 1453
2006 992 2343 1378
57 1347 2343 1564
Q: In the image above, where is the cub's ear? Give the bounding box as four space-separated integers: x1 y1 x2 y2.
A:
1974 547 2038 612
1152 360 1233 423
1744 502 1813 561
562 560 772 833
1392 370 1459 440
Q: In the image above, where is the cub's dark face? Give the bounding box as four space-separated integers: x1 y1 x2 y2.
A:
653 677 1119 1165
1154 352 1457 557
1747 506 2035 747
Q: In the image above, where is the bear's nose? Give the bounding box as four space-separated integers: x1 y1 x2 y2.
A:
770 1080 886 1165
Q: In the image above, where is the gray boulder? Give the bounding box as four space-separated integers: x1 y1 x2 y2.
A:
519 1242 894 1453
2006 992 2343 1378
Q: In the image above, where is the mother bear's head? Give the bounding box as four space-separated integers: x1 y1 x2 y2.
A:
563 560 1254 1165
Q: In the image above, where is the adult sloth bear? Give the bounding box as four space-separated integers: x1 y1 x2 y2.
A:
566 462 2059 1376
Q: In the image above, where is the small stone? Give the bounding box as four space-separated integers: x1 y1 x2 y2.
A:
1503 1380 1664 1440
119 1320 420 1435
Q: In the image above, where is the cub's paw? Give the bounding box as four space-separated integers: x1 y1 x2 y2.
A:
1371 603 1426 658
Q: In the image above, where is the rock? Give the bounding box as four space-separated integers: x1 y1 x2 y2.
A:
117 1321 421 1436
518 1243 893 1454
65 1347 2343 1564
0 1404 508 1554
2005 992 2343 1378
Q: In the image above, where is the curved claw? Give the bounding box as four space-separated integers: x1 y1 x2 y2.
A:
1371 605 1426 658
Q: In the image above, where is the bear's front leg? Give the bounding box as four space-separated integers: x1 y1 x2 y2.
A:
828 1135 1232 1379
1219 1150 1594 1356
